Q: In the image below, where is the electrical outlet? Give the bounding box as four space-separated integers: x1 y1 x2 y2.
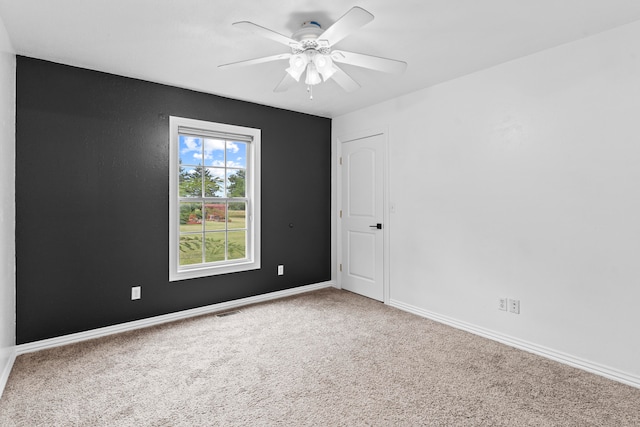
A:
508 298 520 314
498 297 507 311
131 286 141 300
277 265 284 276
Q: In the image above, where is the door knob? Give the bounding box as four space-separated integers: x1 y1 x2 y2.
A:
369 223 382 229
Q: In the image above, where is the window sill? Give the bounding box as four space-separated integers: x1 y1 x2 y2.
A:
170 260 261 282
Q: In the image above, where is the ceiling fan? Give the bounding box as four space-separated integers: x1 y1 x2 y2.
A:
218 6 407 98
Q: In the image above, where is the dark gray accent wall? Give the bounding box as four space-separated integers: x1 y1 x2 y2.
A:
16 56 331 344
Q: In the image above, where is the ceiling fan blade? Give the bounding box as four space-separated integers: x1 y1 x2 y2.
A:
274 73 296 92
219 53 291 69
331 50 407 74
233 21 299 48
330 64 360 92
319 7 374 46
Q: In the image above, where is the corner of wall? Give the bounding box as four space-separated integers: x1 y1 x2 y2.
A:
0 348 16 399
0 11 17 399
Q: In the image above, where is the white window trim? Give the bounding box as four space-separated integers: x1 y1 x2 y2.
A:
169 116 261 281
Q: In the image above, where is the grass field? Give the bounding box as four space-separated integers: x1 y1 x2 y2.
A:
179 210 246 233
179 210 246 265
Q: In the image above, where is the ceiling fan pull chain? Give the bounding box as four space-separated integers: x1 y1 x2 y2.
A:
307 85 314 100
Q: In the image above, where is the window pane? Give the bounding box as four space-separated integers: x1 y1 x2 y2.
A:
179 235 202 265
204 203 226 231
228 202 246 229
203 168 224 197
205 232 226 262
179 166 203 197
226 141 247 168
179 135 202 166
226 169 246 198
179 202 203 232
228 230 246 260
203 138 225 167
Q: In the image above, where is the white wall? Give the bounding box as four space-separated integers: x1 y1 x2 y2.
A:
0 12 16 396
333 20 640 384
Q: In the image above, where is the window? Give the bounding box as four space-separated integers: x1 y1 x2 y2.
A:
169 116 260 281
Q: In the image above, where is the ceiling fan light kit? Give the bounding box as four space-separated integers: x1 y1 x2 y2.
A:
286 54 307 81
219 6 407 99
286 49 336 85
305 63 322 86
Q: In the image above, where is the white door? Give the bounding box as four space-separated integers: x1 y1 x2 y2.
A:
341 133 384 301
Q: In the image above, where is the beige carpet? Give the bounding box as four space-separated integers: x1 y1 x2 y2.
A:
1 288 639 426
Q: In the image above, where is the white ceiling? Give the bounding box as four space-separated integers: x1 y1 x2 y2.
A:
1 1 640 118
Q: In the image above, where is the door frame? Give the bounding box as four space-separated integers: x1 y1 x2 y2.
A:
336 127 390 304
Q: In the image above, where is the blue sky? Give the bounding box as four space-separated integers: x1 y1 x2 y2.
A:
179 136 246 173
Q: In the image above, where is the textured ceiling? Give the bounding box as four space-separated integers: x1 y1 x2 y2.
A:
1 0 640 118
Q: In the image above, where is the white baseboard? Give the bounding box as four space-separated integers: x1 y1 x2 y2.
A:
389 299 640 390
16 281 335 356
0 347 16 399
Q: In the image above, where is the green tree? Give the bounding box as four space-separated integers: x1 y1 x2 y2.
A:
180 203 195 224
179 164 222 197
179 163 202 197
227 169 245 198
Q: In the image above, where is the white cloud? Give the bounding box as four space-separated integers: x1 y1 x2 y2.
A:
182 137 243 165
181 137 201 153
227 142 240 153
204 138 226 152
208 168 226 179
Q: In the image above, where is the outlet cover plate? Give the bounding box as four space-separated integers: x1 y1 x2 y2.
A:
277 265 284 276
499 297 507 311
508 298 520 314
131 286 141 300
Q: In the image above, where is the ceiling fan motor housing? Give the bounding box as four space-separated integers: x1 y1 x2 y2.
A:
291 21 330 53
292 21 323 41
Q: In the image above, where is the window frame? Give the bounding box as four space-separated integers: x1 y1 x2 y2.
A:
169 116 261 281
